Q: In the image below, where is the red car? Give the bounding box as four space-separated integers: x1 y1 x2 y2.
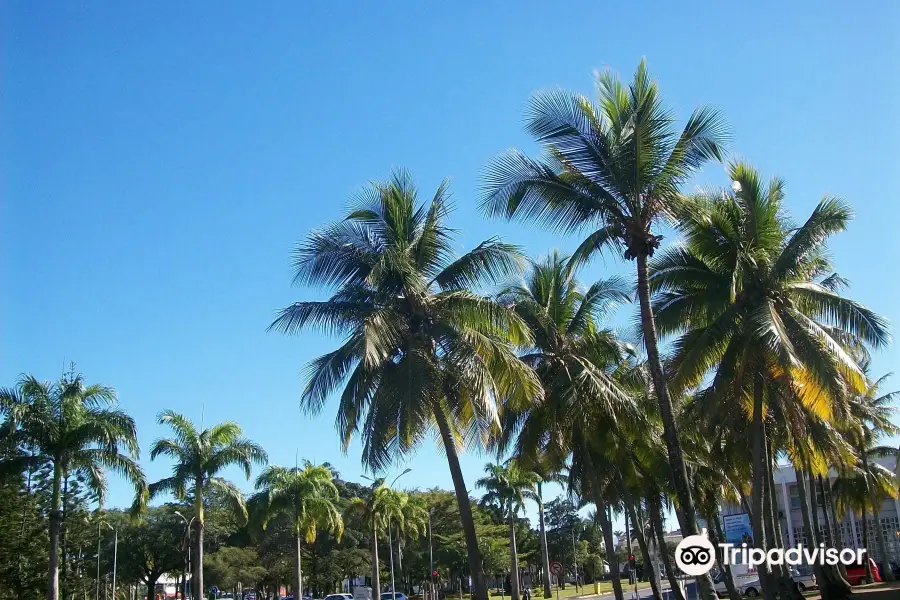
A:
844 557 882 585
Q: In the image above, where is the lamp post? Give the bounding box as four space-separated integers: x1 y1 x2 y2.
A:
112 526 119 600
175 512 195 600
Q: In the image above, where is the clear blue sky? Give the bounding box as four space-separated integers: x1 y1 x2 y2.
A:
3 2 899 529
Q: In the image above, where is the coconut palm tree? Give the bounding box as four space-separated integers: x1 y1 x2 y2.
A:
843 373 899 581
651 161 890 600
270 170 541 600
477 462 539 600
348 479 400 595
149 411 267 600
514 453 559 599
251 462 344 600
495 252 636 600
481 64 728 599
0 371 146 600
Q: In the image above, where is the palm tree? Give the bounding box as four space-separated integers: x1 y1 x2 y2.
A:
396 494 428 592
477 462 539 600
270 170 541 600
844 373 899 581
651 161 890 600
514 453 559 599
0 371 146 600
251 462 344 600
349 481 393 595
149 411 267 600
495 252 635 600
481 63 729 599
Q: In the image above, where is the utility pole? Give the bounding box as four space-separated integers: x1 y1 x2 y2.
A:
112 527 118 600
428 511 434 600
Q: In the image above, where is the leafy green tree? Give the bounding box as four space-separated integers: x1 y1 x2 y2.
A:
251 462 344 599
205 546 267 595
481 62 728 600
271 170 541 600
0 372 146 600
149 411 267 600
111 506 185 599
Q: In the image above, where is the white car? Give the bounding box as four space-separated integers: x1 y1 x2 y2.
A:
790 568 817 592
713 570 760 597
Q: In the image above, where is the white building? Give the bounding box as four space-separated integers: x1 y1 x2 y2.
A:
720 456 900 562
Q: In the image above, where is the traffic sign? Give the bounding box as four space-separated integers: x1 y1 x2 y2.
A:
210 587 219 596
549 561 563 576
432 570 439 577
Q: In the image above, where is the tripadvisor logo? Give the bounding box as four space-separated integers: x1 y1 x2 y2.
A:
674 531 867 576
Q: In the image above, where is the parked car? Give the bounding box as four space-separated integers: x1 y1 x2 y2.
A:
844 557 882 585
713 568 760 597
324 595 353 600
790 567 817 591
380 593 408 600
737 579 763 597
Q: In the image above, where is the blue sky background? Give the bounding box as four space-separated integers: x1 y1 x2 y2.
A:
3 2 899 530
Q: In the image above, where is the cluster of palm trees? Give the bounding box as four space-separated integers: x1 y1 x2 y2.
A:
273 59 898 600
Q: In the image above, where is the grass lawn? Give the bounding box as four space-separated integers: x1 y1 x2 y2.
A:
454 582 652 600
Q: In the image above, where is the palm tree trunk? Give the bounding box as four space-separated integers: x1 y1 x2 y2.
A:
862 451 895 581
595 499 624 600
508 511 520 600
371 524 381 594
861 506 873 582
625 500 660 600
434 405 488 600
750 377 776 600
806 471 851 598
296 532 304 600
707 512 741 600
649 495 684 600
537 489 552 599
48 461 63 600
763 445 799 600
195 481 205 600
794 470 830 600
635 254 717 600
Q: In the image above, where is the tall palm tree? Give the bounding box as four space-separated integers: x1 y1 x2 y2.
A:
496 252 635 600
515 453 559 599
149 411 267 600
251 462 344 600
651 161 890 600
481 63 729 599
477 462 539 600
0 372 146 600
270 170 541 600
844 373 899 581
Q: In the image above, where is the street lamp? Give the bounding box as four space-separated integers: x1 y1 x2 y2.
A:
175 511 195 600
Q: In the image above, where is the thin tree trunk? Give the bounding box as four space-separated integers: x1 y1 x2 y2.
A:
635 254 717 600
750 377 776 600
371 523 380 594
707 512 741 600
807 471 851 598
509 511 520 600
194 481 205 600
794 472 829 600
861 506 873 582
862 451 895 581
650 495 684 600
61 475 69 599
763 445 799 600
537 489 552 599
595 499 624 600
296 533 304 600
434 405 487 600
48 462 63 600
625 500 660 600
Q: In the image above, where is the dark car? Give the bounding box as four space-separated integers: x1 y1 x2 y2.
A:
844 557 881 585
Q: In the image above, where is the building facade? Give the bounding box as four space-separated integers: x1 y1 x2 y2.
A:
720 456 900 563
